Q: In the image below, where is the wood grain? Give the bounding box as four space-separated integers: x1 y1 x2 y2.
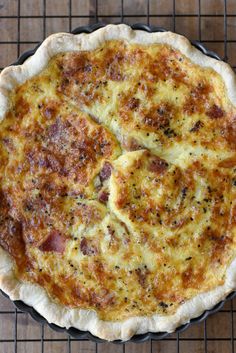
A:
0 1 236 353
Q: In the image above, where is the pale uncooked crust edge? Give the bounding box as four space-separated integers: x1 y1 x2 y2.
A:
0 24 236 341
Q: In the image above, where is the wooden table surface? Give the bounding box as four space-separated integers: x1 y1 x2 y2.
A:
0 1 236 352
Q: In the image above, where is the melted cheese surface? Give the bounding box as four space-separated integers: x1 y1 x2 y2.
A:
0 40 236 321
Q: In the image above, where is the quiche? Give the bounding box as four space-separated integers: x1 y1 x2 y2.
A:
0 24 236 341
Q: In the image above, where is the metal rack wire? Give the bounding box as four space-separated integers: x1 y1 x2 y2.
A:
0 0 236 352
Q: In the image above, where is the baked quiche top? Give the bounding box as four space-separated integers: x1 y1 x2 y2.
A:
0 24 236 341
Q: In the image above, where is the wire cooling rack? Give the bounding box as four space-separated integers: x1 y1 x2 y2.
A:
0 1 236 353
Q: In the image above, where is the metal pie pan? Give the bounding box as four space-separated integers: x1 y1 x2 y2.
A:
1 22 234 343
